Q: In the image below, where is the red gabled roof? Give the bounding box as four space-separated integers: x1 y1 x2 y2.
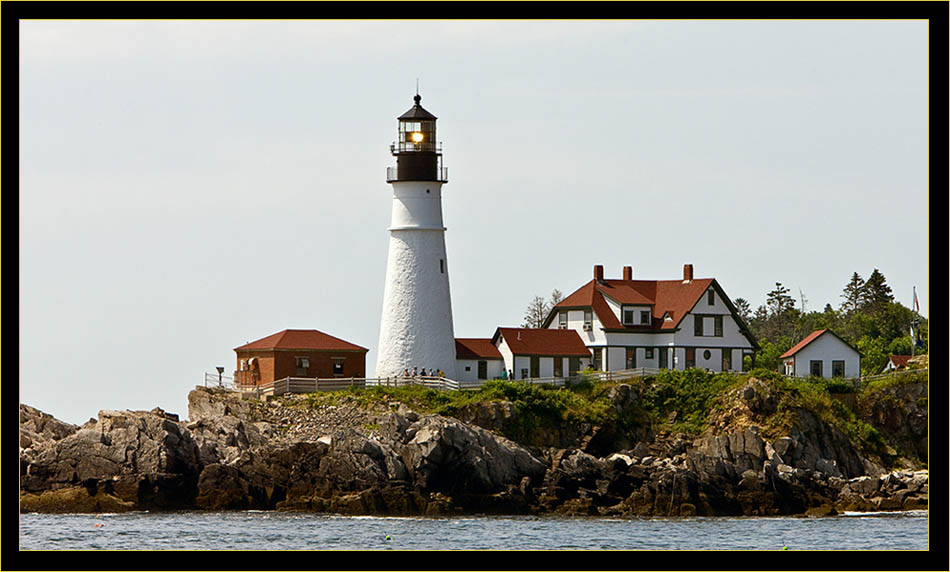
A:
552 277 716 331
780 329 827 358
455 338 504 360
887 355 913 368
781 329 863 360
234 329 368 352
492 328 592 357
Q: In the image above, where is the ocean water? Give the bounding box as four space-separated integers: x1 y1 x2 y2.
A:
18 510 929 551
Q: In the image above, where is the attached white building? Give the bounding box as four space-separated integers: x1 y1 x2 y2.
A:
455 338 506 383
541 264 758 373
780 329 862 379
881 354 913 373
492 327 592 380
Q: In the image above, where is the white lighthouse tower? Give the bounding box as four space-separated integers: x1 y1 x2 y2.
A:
376 93 457 379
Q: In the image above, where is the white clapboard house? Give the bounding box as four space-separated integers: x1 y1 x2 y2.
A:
780 329 862 379
491 327 593 380
541 264 758 373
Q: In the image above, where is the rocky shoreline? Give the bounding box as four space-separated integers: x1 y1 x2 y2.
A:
20 378 928 517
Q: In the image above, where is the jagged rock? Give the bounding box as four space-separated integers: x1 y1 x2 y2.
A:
400 415 547 496
19 404 79 451
20 408 202 511
687 426 766 480
19 374 928 517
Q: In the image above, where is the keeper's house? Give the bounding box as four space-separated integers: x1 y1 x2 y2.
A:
234 329 368 386
491 327 592 380
780 329 861 379
542 264 758 373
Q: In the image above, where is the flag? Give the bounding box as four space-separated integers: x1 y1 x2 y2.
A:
913 287 920 313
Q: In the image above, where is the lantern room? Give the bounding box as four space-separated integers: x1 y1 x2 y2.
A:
387 93 448 183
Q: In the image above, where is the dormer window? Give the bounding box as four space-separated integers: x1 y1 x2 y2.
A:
622 306 635 325
623 306 651 326
708 289 715 305
558 311 568 329
583 309 593 331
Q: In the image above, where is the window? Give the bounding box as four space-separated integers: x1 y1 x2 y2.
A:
333 358 345 376
584 309 593 330
554 358 563 377
722 348 732 371
477 360 487 380
623 307 635 325
520 368 529 380
295 356 310 376
685 348 696 369
592 348 602 370
558 311 568 329
530 356 540 378
440 259 444 273
703 349 712 360
640 310 651 325
626 347 636 369
832 360 845 378
659 347 668 369
569 357 581 376
810 360 823 377
465 365 471 372
645 347 654 360
714 315 723 337
694 315 704 337
708 289 715 305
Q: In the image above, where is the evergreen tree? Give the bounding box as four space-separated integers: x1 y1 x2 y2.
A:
840 272 866 314
766 282 795 317
863 268 894 313
733 297 752 323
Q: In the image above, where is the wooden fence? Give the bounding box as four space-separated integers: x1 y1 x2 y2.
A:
212 365 920 399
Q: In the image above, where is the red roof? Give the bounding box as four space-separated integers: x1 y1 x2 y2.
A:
553 277 717 331
780 329 828 358
492 328 592 357
780 329 862 359
455 338 504 360
888 355 913 368
234 329 368 352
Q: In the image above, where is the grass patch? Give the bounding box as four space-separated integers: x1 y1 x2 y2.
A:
637 369 746 435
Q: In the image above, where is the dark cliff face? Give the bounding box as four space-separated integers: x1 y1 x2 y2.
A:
19 377 928 516
856 382 928 465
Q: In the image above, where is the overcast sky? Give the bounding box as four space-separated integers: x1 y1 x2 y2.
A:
19 19 930 425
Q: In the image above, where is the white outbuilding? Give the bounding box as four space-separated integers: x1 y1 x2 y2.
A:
780 329 862 379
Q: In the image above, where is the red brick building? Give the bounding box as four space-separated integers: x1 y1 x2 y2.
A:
234 329 368 386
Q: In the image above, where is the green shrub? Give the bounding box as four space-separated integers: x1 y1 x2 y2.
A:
639 369 743 435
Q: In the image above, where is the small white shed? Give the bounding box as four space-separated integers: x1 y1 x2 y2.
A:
780 329 862 379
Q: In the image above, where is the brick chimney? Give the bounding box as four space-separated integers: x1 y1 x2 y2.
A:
623 266 633 281
594 264 604 282
683 263 694 283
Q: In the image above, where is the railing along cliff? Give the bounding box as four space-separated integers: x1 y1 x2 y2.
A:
204 367 673 398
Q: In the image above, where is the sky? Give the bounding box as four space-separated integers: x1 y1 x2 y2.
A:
19 19 931 425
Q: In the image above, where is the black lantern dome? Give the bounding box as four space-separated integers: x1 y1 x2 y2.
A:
387 94 448 183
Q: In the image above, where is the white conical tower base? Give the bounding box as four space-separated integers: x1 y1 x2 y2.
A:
376 181 457 379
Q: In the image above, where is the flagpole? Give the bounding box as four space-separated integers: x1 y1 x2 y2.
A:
911 286 918 357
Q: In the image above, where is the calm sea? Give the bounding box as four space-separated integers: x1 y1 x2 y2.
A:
18 510 929 552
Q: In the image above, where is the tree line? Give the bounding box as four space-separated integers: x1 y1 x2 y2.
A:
522 268 926 376
734 268 927 375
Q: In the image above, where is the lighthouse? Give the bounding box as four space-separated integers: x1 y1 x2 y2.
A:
376 93 457 379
